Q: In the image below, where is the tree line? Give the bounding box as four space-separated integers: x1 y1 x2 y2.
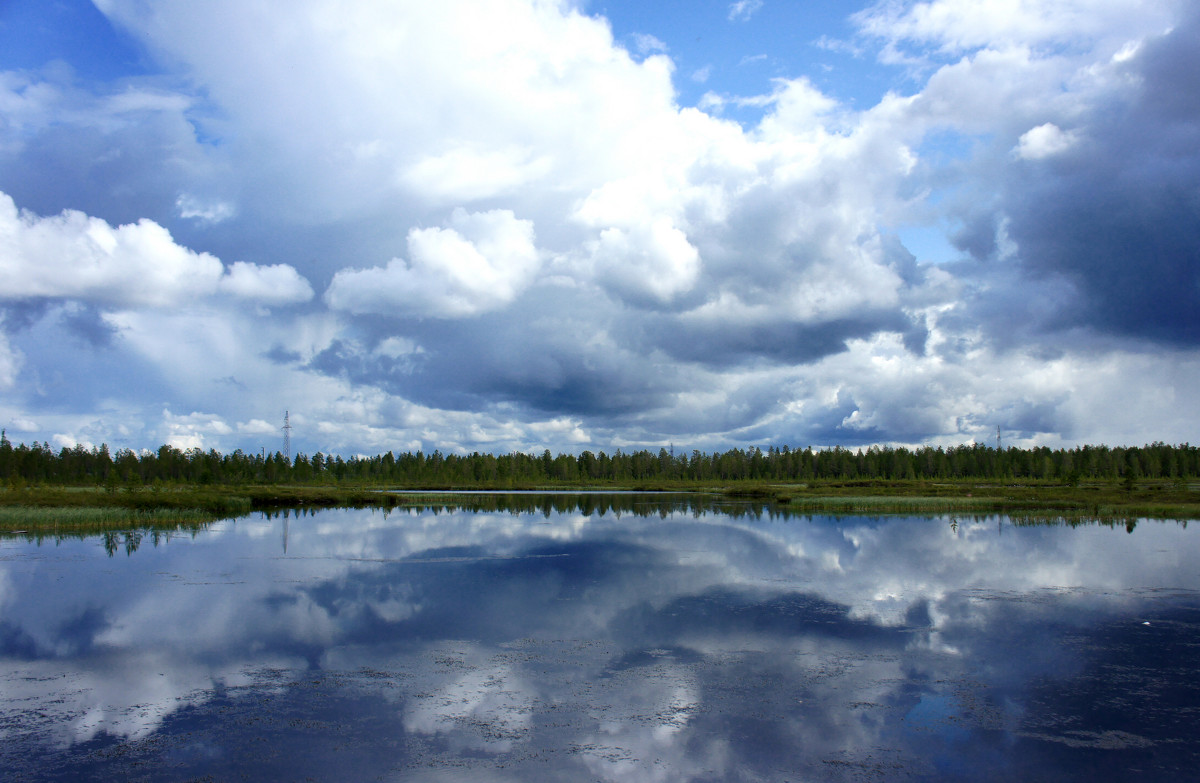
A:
3 431 1198 487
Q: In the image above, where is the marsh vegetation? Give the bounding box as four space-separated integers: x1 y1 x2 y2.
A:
3 432 1198 533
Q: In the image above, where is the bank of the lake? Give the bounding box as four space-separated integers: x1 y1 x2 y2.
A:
2 478 1199 534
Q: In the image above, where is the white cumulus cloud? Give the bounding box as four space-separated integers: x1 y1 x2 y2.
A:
325 209 539 318
219 261 314 304
590 219 702 307
0 192 312 307
1014 122 1078 159
0 192 222 307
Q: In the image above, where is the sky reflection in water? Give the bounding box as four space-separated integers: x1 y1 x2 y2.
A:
1 497 1198 781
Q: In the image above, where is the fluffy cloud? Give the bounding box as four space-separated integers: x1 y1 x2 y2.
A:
0 192 221 307
92 0 684 222
325 209 538 318
219 261 314 305
0 193 312 307
589 219 701 307
1013 122 1077 159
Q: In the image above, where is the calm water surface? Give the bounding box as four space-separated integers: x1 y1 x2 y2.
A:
2 496 1198 781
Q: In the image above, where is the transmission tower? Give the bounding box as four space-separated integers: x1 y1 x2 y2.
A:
283 410 293 462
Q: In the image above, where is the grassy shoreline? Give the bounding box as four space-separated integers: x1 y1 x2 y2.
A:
2 479 1198 535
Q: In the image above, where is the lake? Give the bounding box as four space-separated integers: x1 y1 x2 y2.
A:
2 494 1198 781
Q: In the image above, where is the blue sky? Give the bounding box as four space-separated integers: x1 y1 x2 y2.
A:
0 0 146 79
601 0 894 108
1 0 1198 456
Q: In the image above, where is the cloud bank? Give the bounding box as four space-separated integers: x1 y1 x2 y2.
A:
0 0 1197 455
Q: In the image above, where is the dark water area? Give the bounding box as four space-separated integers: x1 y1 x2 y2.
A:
2 496 1198 781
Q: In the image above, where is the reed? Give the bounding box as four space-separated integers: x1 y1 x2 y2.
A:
785 495 999 514
0 505 219 530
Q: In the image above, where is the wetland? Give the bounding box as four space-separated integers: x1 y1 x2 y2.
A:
2 494 1198 781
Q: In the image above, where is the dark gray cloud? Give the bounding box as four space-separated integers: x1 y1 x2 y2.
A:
791 392 893 446
263 344 303 365
644 310 913 367
983 10 1200 346
310 302 684 419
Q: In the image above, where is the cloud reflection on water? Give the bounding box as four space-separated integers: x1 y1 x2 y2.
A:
1 499 1198 780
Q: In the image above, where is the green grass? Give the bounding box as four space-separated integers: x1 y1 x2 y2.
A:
0 506 217 528
0 506 220 552
771 478 1200 520
1 477 1198 536
0 484 414 536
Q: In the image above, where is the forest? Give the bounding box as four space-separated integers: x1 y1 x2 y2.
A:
3 431 1197 488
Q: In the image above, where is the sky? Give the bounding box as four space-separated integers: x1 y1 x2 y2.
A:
0 0 1198 458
